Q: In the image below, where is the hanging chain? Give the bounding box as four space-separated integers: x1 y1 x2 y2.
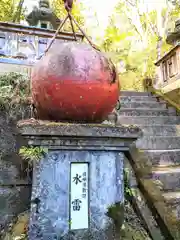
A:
43 0 101 57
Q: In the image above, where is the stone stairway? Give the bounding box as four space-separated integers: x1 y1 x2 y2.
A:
118 91 180 220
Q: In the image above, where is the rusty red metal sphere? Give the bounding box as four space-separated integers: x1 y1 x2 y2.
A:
31 42 120 123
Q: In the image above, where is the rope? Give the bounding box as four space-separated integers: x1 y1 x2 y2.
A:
68 12 101 51
44 15 69 55
42 0 101 57
68 12 77 41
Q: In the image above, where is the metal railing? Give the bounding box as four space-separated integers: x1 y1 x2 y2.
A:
0 21 84 65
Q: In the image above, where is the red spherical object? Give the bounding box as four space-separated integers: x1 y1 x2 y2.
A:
31 42 120 123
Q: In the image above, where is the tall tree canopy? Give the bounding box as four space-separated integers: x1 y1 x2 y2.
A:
100 0 180 90
0 0 18 22
0 0 84 30
52 0 84 23
0 0 179 91
51 0 85 31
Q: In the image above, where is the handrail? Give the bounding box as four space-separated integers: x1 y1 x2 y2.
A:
125 144 180 240
148 86 180 113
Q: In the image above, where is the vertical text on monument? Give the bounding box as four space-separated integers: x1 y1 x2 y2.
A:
70 163 89 230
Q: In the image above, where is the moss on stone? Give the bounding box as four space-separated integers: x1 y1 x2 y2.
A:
1 202 151 240
0 72 31 121
1 211 29 240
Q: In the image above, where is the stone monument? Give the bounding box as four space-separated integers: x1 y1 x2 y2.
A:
18 122 141 239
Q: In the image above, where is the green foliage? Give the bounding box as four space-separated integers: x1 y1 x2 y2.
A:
19 146 48 166
0 0 15 21
0 72 30 119
0 0 25 22
100 0 180 91
124 168 136 198
0 72 29 100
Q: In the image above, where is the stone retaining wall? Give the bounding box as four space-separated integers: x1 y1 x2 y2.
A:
0 108 31 234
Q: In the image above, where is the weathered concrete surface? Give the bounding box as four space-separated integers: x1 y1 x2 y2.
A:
18 122 142 240
117 116 180 125
0 186 31 232
164 89 180 106
163 192 180 220
141 125 180 137
144 150 180 167
120 91 151 96
118 108 171 116
0 109 31 233
120 100 167 109
136 136 180 150
17 120 141 139
30 151 124 240
118 91 180 221
120 96 158 102
152 166 180 191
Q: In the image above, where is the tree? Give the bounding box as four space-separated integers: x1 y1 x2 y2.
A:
100 0 180 91
13 0 25 23
0 0 25 22
0 0 16 22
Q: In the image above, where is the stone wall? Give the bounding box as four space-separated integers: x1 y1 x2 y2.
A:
0 105 31 235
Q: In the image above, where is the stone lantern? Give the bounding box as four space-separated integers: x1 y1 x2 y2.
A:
26 0 61 30
166 19 180 45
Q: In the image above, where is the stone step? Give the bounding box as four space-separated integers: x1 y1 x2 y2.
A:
120 101 167 109
118 108 171 117
167 107 177 115
120 96 158 102
136 136 180 150
120 91 150 96
141 125 180 137
152 166 180 191
144 150 180 167
117 116 180 125
163 192 180 219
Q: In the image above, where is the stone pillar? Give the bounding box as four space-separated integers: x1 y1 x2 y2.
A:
18 122 141 240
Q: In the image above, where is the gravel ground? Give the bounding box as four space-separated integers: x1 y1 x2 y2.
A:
1 201 151 240
120 200 151 239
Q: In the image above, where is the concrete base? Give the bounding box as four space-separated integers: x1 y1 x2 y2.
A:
18 121 141 240
30 150 124 239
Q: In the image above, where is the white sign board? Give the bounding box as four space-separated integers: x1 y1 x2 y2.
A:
70 163 89 230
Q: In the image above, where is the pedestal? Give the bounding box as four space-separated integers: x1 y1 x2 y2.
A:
18 122 141 240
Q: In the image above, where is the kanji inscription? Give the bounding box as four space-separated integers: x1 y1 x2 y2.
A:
70 163 89 230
